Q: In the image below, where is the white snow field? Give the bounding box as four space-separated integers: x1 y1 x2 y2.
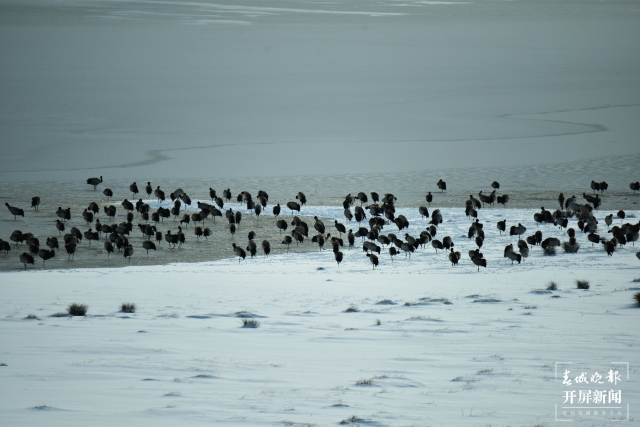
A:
1 206 639 426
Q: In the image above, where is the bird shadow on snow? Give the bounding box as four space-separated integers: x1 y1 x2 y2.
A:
28 405 71 411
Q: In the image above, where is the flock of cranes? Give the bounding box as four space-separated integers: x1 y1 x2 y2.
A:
2 176 640 271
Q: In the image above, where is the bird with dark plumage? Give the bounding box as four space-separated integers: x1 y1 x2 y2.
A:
124 245 134 263
31 197 40 211
87 176 103 190
366 253 379 269
470 251 486 271
418 206 429 219
491 181 500 189
497 220 506 235
296 192 307 205
246 240 257 258
154 186 165 203
448 248 461 267
130 182 139 197
19 252 34 270
232 243 246 262
282 235 292 252
631 182 640 194
5 203 24 220
389 246 398 263
38 248 55 268
425 192 433 206
103 188 113 201
287 201 301 215
334 250 343 266
104 241 114 258
142 241 156 257
437 179 447 192
262 240 271 256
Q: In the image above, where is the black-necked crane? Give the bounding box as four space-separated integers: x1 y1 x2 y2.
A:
232 243 246 262
87 176 103 190
449 248 461 267
124 244 134 263
425 192 433 206
286 201 301 215
19 252 34 270
366 253 379 269
104 240 113 258
130 182 139 197
5 203 24 220
38 248 55 268
142 240 156 257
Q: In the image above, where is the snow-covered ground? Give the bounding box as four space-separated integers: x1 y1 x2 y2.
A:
1 205 638 426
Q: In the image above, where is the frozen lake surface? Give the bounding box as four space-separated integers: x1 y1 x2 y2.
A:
0 0 639 183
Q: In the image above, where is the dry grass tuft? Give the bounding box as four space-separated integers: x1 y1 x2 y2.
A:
340 415 365 425
576 280 590 290
344 305 359 313
546 282 558 291
634 292 640 307
67 303 88 316
120 303 136 313
241 319 260 328
543 246 556 256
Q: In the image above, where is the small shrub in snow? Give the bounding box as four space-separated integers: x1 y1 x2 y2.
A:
547 282 558 291
25 314 39 320
634 292 640 307
633 277 640 283
344 305 359 313
355 378 374 386
67 303 88 316
241 319 260 328
576 280 590 290
120 303 136 313
543 246 556 256
375 319 381 326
